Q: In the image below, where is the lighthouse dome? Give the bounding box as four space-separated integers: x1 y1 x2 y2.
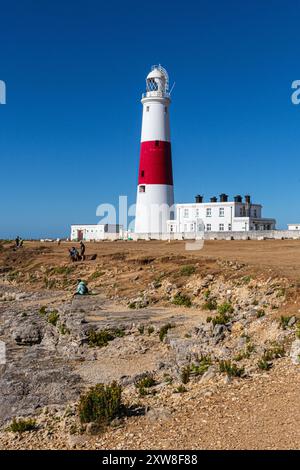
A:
146 68 165 80
145 65 169 95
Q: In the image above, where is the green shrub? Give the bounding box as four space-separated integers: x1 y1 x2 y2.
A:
174 385 187 393
279 315 291 330
202 299 217 311
203 289 210 300
217 302 234 315
58 324 70 335
211 312 231 326
159 323 174 341
78 382 122 425
190 356 212 376
233 343 255 361
180 265 196 276
172 293 192 308
242 275 252 284
8 418 36 433
219 360 244 377
263 342 285 361
138 325 145 335
257 359 272 371
47 310 59 326
39 306 47 316
296 324 300 339
256 309 265 318
87 328 125 348
181 366 190 384
89 270 105 280
51 266 74 275
147 325 154 335
206 316 212 323
163 374 173 384
135 374 156 396
276 288 286 298
7 271 20 282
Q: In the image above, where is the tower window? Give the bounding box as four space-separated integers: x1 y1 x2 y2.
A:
139 185 145 193
141 170 144 177
164 107 168 113
155 140 159 147
146 106 150 112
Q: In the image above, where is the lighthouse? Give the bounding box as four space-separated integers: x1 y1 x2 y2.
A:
135 65 174 235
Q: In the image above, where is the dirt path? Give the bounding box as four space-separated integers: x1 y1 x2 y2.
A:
95 360 300 450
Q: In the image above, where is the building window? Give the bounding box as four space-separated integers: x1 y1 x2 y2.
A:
146 106 150 112
184 208 189 218
219 224 224 231
170 225 174 232
206 224 211 231
219 208 224 217
196 209 200 218
206 208 212 217
253 209 257 217
164 106 168 113
228 224 232 231
139 185 145 193
190 224 194 231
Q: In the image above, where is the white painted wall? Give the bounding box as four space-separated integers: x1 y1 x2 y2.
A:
288 224 300 230
140 97 170 142
135 184 174 234
167 201 275 233
70 225 123 241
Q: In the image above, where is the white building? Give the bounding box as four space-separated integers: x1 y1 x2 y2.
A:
288 224 300 230
70 224 123 241
167 194 276 234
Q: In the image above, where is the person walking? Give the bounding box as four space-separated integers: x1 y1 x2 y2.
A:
79 241 86 261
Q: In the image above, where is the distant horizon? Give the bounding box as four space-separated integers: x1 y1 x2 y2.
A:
1 0 300 238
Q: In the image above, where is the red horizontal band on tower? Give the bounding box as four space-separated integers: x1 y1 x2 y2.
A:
138 140 173 185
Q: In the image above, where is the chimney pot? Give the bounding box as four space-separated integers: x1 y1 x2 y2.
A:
219 193 228 202
195 195 203 203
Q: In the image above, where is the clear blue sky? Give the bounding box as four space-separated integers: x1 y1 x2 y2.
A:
0 0 299 238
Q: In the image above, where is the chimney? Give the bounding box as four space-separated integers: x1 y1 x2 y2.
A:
210 196 217 203
195 195 203 203
234 195 242 203
220 193 228 202
245 195 251 204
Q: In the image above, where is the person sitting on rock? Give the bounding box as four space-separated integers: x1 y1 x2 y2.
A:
75 279 89 295
69 246 79 262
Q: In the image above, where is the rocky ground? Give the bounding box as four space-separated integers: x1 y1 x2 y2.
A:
0 240 300 449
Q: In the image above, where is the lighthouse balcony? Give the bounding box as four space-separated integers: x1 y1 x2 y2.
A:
142 91 170 99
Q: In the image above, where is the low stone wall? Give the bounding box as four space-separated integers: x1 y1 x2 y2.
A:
87 230 300 241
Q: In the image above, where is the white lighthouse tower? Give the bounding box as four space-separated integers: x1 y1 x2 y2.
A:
135 65 174 235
